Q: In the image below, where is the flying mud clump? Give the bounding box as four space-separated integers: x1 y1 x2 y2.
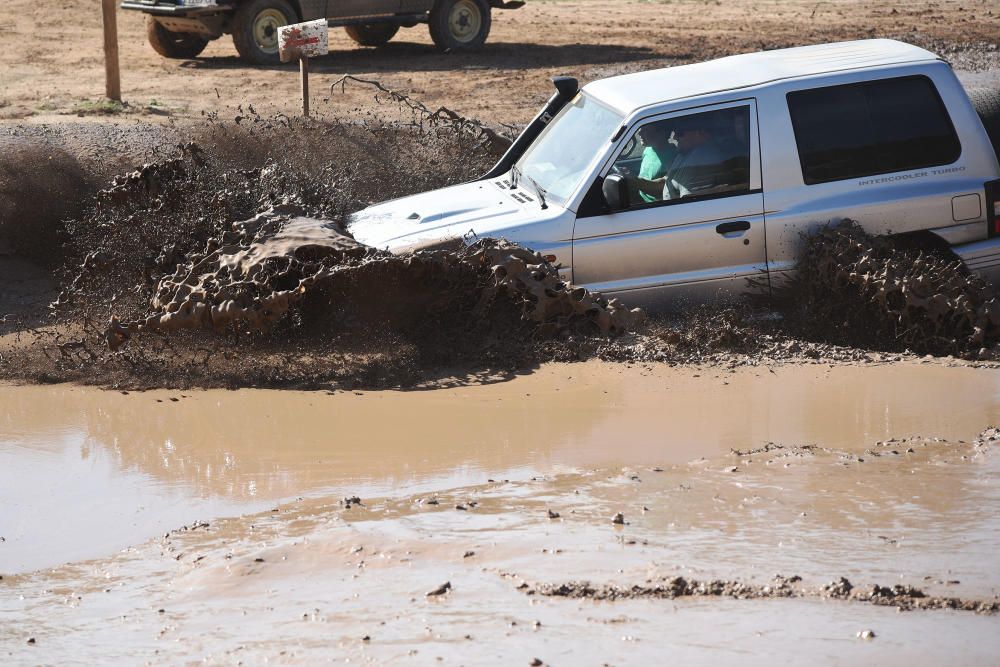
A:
104 206 644 350
780 220 1000 357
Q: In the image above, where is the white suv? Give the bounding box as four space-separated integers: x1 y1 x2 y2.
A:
349 39 1000 311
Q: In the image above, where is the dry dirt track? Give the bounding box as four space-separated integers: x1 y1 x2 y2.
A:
1 0 998 125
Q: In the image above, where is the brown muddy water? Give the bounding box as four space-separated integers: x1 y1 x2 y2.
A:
3 360 1000 664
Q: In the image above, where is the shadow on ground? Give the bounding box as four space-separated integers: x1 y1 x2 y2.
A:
179 41 657 73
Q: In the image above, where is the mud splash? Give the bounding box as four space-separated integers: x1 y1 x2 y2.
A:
779 221 1000 357
0 112 650 389
0 139 93 259
4 118 1000 390
103 208 642 350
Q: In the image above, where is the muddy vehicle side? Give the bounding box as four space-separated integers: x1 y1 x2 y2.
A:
348 39 1000 311
123 0 524 64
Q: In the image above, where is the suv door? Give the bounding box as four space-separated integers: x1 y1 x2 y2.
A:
572 100 767 310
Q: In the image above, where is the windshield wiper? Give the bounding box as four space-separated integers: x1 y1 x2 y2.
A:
526 176 548 210
510 164 521 189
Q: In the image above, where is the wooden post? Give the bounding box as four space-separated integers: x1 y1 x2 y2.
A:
101 0 121 102
300 57 310 117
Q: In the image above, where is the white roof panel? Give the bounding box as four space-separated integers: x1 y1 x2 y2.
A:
584 39 942 113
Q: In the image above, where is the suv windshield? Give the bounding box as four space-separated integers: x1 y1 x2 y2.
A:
515 93 623 205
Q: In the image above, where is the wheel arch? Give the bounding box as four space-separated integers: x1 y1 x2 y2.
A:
891 229 962 259
287 0 308 21
225 0 305 19
221 0 304 34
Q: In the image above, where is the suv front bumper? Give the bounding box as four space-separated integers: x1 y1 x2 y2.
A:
120 1 232 16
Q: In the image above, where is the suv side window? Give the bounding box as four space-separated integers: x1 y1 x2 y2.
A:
787 76 961 185
610 106 751 208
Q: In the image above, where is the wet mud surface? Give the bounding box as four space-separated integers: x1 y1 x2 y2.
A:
3 362 1000 664
7 359 1000 573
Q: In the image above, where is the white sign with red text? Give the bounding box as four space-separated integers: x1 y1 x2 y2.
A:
278 19 328 63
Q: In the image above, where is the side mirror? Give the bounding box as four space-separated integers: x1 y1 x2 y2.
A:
602 174 629 211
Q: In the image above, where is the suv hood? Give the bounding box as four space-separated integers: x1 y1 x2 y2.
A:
347 180 557 252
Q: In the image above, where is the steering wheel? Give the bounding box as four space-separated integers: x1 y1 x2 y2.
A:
610 162 634 178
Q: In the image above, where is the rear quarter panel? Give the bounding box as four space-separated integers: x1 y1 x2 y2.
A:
758 61 1000 276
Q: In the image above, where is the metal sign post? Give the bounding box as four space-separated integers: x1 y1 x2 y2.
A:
278 20 329 117
101 0 121 101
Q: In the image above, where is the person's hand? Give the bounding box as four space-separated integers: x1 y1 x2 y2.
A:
637 176 665 196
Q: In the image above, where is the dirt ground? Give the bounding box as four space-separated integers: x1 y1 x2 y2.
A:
2 0 999 124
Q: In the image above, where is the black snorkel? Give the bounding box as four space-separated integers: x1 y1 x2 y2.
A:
480 76 579 181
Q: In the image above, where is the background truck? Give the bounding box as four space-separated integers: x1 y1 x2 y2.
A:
122 0 525 64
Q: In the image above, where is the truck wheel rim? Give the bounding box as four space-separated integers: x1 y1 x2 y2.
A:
253 8 286 53
448 0 482 43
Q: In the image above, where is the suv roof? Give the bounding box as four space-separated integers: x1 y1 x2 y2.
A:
585 39 942 114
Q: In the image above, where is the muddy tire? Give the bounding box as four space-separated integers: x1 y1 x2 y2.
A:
968 87 1000 161
429 0 491 51
146 16 209 59
231 0 297 65
344 23 400 47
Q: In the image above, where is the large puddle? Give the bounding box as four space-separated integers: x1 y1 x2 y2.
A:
3 360 1000 572
3 360 1000 663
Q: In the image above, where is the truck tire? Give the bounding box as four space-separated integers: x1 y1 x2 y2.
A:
344 23 400 47
146 16 209 59
429 0 491 51
969 87 1000 161
231 0 297 65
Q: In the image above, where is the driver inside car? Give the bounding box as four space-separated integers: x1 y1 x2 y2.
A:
662 115 731 200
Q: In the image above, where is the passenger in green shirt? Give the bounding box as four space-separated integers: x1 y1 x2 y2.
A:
636 122 677 203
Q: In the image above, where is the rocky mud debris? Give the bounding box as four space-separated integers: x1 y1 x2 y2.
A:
829 579 1000 614
529 575 1000 614
426 581 452 597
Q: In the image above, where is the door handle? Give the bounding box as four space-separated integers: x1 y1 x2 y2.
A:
716 220 751 235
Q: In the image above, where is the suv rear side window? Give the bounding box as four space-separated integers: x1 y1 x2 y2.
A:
787 76 961 185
